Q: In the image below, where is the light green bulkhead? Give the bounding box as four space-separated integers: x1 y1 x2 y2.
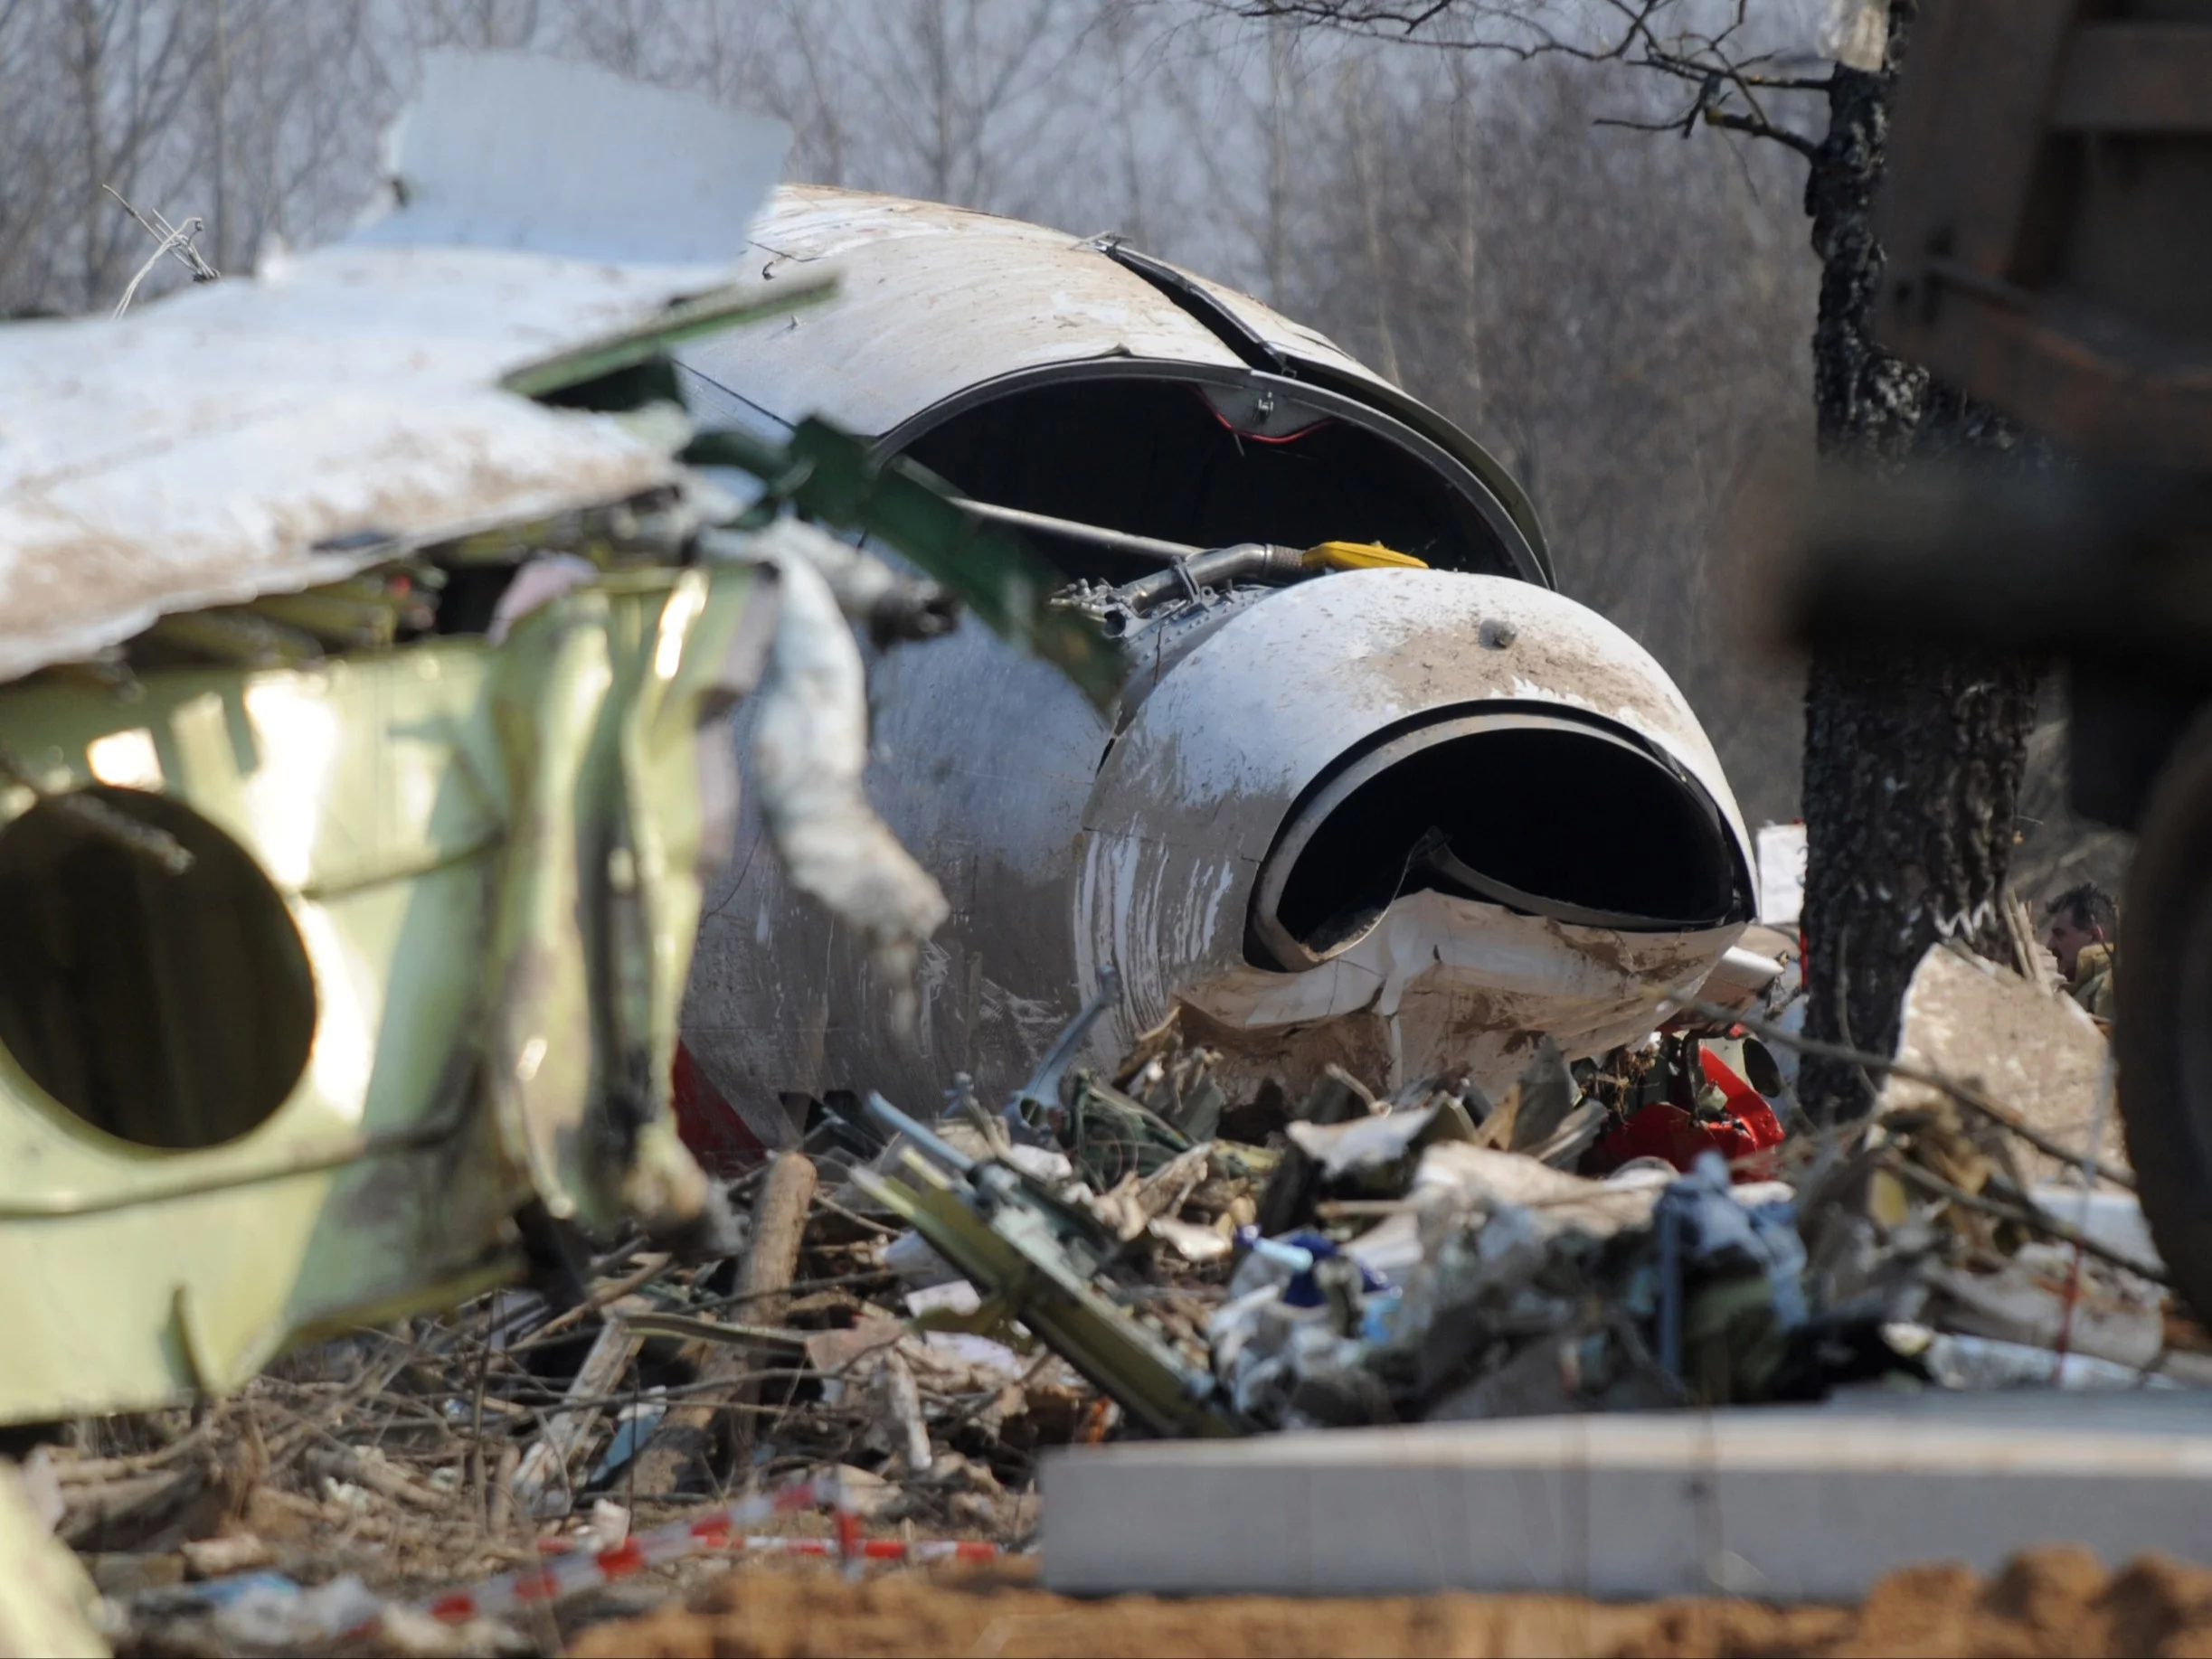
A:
0 563 772 1422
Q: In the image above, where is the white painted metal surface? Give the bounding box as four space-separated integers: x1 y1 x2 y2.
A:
1043 1396 2212 1600
682 186 1246 439
682 186 1397 439
1087 570 1748 862
0 52 790 687
675 185 1551 581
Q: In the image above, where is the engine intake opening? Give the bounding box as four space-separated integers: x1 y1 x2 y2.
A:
0 787 317 1149
1253 714 1744 970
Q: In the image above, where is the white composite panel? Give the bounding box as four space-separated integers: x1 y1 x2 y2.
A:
0 51 789 686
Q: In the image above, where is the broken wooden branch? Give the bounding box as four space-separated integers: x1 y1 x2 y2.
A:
631 1153 818 1497
507 1299 648 1519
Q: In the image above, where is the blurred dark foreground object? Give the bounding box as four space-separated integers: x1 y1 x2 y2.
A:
1792 0 2212 1321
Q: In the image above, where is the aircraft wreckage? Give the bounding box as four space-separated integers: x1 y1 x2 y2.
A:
0 46 1772 1433
674 187 1772 1152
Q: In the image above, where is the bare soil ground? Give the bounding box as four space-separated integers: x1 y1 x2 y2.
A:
569 1546 2212 1659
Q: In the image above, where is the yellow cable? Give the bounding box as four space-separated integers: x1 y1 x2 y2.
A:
1304 540 1428 571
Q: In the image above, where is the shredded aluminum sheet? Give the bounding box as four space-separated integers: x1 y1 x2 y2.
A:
1878 942 2118 1185
735 520 951 1035
1180 890 1744 1101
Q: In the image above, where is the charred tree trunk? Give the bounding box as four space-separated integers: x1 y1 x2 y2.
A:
1796 2 2037 1118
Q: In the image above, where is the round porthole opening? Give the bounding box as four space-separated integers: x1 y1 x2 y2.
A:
0 787 316 1148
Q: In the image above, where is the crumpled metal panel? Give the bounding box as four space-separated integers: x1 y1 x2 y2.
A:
1878 942 2116 1188
1177 892 1744 1102
0 49 789 687
731 522 950 1026
683 604 1104 1143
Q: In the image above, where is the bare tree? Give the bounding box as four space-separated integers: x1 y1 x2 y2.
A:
1096 0 1159 247
57 1 210 311
0 1 69 312
0 0 401 316
847 0 1087 212
1790 3 2038 1117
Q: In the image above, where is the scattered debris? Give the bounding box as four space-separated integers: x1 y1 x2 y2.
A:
13 910 2194 1652
825 928 2201 1444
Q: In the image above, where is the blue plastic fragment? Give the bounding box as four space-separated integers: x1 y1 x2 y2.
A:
589 1401 669 1484
1652 1151 1809 1376
1234 1226 1392 1307
181 1571 302 1610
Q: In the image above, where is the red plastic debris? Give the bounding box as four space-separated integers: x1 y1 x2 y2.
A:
1583 1049 1784 1182
670 1040 769 1174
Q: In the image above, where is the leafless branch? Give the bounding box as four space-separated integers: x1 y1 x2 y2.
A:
1216 0 1829 162
103 182 219 317
1704 105 1820 160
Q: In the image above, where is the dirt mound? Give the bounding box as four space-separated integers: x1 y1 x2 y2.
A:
571 1547 2212 1659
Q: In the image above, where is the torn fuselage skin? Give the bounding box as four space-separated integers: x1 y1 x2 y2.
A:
0 58 1064 1432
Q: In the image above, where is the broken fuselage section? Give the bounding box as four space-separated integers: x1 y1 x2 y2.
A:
0 52 818 1422
677 189 1758 1142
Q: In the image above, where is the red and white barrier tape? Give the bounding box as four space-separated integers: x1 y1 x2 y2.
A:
711 1533 1004 1564
413 1477 1005 1625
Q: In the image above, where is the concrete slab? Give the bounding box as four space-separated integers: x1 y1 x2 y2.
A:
1040 1393 2212 1601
